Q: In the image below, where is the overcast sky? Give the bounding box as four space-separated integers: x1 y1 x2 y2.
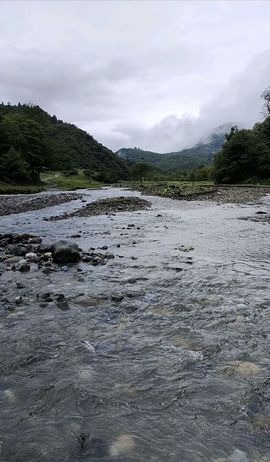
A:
1 0 270 152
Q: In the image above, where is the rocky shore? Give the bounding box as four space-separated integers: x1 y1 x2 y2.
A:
44 196 151 221
0 192 82 216
126 183 270 204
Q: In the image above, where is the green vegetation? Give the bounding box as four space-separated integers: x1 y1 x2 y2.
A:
0 103 129 188
0 182 44 194
42 170 103 190
213 91 270 184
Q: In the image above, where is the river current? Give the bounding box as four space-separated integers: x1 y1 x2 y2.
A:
0 188 270 462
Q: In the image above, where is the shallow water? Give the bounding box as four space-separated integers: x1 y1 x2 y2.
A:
0 188 270 462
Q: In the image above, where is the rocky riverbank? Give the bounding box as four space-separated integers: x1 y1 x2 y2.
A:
44 196 151 221
125 183 270 204
0 192 82 216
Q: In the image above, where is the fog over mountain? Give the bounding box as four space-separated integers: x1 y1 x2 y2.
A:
1 1 270 153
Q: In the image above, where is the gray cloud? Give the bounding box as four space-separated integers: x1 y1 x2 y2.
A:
0 1 270 152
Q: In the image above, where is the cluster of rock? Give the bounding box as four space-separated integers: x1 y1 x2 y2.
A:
0 233 115 275
44 196 151 221
240 210 270 224
130 183 270 204
0 193 82 216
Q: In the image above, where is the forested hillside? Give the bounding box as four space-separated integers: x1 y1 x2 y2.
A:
117 129 227 172
0 103 129 183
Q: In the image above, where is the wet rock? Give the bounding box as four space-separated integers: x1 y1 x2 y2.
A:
4 256 21 264
38 243 53 252
4 389 16 404
252 415 270 436
105 252 114 259
177 245 194 252
170 335 194 349
12 245 26 256
114 383 137 398
57 300 69 311
124 305 138 314
111 294 124 302
18 261 30 272
25 251 38 262
51 240 81 264
15 296 22 305
223 361 261 377
29 236 42 244
39 292 53 302
42 265 57 274
100 245 108 250
16 282 25 289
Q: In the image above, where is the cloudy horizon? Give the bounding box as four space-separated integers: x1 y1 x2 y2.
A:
1 0 270 153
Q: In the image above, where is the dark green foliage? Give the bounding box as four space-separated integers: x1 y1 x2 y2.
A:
131 162 151 182
0 103 129 184
188 165 213 181
0 147 30 183
213 119 270 184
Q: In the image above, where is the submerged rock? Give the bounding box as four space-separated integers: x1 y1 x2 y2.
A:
223 361 261 377
109 434 135 457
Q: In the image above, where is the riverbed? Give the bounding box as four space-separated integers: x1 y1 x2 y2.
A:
0 187 270 462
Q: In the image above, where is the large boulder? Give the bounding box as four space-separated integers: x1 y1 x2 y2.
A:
51 240 81 264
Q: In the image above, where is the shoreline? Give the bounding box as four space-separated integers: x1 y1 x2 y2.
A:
123 183 270 204
0 185 270 218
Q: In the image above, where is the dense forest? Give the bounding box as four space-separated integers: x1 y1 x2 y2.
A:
0 103 129 184
212 90 270 184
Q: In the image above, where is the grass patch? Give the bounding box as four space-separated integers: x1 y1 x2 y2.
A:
41 171 103 190
0 182 44 194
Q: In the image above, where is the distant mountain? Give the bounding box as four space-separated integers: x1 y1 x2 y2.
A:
116 124 234 171
0 103 129 179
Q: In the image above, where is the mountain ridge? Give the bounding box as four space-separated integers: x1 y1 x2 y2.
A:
116 124 234 171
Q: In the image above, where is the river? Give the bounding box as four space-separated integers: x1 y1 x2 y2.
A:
0 188 270 462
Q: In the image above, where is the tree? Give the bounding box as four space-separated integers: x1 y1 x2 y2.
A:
213 129 270 184
20 119 47 181
131 162 150 183
0 147 29 183
261 87 270 117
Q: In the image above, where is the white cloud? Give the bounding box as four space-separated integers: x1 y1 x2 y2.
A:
0 0 270 152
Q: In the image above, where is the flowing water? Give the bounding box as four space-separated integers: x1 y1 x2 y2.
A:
0 188 270 462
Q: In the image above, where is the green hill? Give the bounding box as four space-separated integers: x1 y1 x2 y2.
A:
116 128 229 172
0 103 129 183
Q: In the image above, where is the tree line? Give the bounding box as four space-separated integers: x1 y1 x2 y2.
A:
212 89 270 184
